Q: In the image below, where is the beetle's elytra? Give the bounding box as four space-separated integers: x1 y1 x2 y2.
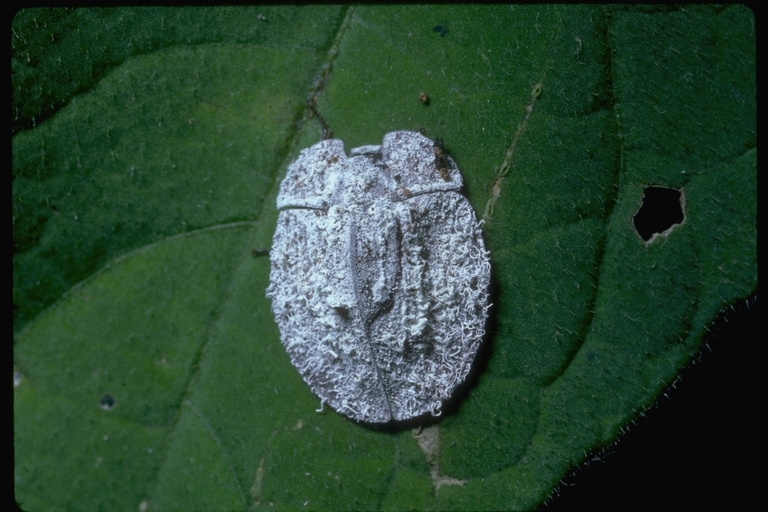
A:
267 131 491 423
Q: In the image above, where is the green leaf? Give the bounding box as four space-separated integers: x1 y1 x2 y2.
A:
14 6 755 511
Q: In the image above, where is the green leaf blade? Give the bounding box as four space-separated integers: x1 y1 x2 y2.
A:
14 5 755 510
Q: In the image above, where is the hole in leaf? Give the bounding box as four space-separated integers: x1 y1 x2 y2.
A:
633 186 685 242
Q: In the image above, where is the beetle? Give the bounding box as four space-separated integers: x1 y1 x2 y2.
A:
267 131 490 423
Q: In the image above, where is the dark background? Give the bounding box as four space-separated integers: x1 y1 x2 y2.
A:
542 295 758 510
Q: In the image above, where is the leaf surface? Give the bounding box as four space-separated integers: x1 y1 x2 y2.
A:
14 6 756 511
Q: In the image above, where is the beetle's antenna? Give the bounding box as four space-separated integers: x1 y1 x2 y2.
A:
307 101 331 140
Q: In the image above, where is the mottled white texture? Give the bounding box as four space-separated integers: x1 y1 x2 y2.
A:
267 131 490 423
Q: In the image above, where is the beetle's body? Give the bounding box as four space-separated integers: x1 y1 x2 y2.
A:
267 131 490 423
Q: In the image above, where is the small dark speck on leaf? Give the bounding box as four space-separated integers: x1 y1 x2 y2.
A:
433 25 448 37
99 394 115 410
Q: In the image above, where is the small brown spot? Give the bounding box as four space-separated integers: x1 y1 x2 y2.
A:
432 138 450 181
402 187 412 197
419 91 429 105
